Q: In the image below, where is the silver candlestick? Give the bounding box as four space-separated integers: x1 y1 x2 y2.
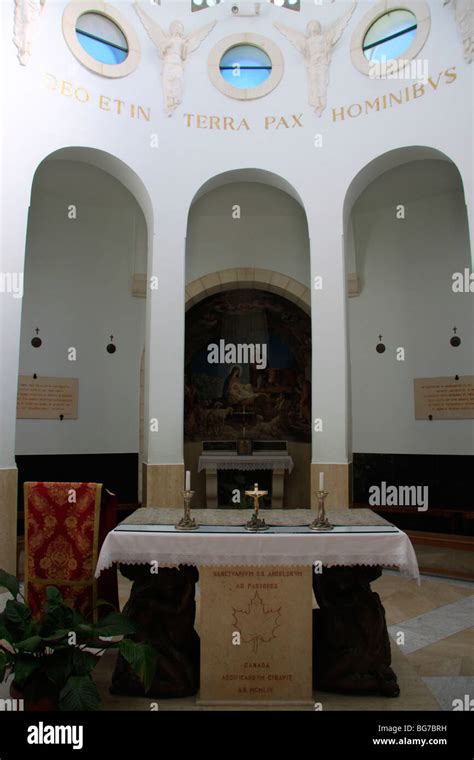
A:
309 490 334 531
175 490 199 531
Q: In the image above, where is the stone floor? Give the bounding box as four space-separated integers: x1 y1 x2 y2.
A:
1 566 472 711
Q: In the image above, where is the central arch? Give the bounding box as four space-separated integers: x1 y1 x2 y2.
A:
184 169 311 509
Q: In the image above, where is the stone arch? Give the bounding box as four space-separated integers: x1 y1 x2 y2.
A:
185 268 310 314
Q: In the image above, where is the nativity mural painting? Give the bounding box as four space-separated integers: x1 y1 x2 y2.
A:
184 290 311 443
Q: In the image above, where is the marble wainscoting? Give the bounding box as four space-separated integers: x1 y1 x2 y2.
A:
310 463 352 510
142 463 184 508
0 467 17 578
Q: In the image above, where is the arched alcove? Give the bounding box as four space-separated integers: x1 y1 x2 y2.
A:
16 148 152 505
343 147 473 516
183 170 311 509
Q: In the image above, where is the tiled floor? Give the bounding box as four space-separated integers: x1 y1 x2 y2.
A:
2 568 472 711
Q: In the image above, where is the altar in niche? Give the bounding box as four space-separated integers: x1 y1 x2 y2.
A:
197 441 294 508
184 289 311 508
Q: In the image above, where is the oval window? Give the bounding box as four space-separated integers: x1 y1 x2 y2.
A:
75 12 128 65
220 45 272 89
363 10 417 62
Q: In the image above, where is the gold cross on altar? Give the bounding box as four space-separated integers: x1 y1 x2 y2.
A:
245 483 268 514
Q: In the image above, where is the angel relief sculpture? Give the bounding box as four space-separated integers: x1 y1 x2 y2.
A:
13 0 46 66
274 2 356 117
134 3 216 116
444 0 473 64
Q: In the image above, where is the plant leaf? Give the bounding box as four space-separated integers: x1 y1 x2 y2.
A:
93 612 136 637
15 635 43 652
81 638 118 650
0 650 9 683
45 586 63 604
4 600 34 641
71 649 99 676
74 623 94 637
59 675 100 711
41 629 73 642
39 604 73 638
0 616 14 644
44 648 73 686
119 639 157 694
14 655 41 687
0 569 20 599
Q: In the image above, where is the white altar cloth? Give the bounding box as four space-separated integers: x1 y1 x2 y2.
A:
95 508 419 581
197 454 294 473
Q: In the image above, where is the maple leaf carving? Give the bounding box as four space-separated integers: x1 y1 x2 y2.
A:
232 592 281 653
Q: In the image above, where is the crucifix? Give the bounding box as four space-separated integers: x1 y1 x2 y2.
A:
244 482 269 532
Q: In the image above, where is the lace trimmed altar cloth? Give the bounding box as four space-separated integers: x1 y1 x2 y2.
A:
197 454 294 472
95 508 419 581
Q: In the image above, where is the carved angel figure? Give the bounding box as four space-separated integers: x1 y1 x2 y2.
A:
134 3 216 116
274 2 357 117
444 0 473 64
13 0 46 66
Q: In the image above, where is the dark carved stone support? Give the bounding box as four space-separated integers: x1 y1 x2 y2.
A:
312 565 400 697
110 564 200 698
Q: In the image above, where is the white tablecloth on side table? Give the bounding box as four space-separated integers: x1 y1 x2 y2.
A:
197 454 294 472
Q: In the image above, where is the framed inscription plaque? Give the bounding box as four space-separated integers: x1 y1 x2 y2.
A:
414 376 474 420
17 376 78 419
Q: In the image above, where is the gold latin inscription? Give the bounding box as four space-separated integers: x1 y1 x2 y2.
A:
44 73 151 121
332 67 457 122
183 113 303 131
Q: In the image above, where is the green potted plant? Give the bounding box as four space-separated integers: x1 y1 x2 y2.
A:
0 569 157 710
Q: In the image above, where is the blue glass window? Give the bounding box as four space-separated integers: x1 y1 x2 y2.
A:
363 10 417 62
220 45 272 89
76 13 128 65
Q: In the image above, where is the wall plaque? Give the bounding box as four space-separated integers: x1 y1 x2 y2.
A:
17 376 78 419
199 565 312 705
414 376 474 420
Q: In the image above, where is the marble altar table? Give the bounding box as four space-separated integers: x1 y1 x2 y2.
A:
95 508 419 703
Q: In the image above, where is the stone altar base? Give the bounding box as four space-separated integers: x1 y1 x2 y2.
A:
198 565 313 705
313 566 400 697
110 565 200 698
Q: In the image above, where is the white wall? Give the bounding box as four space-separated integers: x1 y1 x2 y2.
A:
186 182 310 284
349 159 474 455
15 160 146 455
1 0 472 468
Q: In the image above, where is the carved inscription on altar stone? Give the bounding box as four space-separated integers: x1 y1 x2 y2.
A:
414 376 474 420
199 565 312 703
17 376 78 419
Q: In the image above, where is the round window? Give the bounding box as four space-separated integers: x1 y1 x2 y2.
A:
208 33 283 101
75 12 128 65
220 45 272 89
363 10 417 62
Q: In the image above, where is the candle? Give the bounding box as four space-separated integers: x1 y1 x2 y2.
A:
319 472 324 491
185 470 191 491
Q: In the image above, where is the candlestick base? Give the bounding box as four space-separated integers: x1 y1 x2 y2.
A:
175 490 199 531
308 490 334 531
